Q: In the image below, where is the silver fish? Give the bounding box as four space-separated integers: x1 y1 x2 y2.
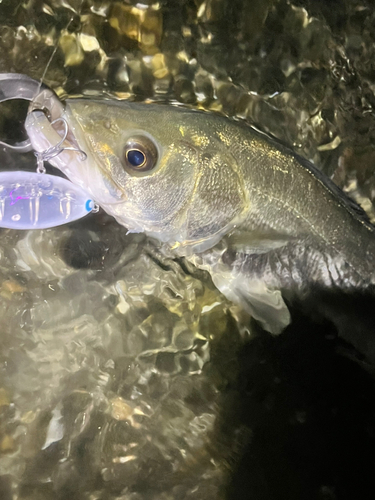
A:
25 85 375 334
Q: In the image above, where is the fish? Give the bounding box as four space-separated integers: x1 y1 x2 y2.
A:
24 85 375 337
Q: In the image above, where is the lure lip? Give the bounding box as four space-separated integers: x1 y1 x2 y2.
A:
0 72 73 153
0 73 49 152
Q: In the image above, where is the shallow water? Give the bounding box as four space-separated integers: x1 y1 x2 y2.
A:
1 1 375 499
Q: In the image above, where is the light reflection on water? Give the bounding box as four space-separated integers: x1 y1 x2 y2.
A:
0 220 248 498
1 0 375 498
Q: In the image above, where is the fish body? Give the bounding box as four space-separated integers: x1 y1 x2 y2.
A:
25 96 375 332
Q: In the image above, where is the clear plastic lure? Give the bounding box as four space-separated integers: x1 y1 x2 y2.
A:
0 171 94 230
0 73 98 230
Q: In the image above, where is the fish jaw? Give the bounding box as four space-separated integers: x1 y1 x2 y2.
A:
25 100 141 226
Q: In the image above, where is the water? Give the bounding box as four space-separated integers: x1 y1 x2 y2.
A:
1 1 375 499
0 215 250 498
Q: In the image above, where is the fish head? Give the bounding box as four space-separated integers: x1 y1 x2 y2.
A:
26 98 248 253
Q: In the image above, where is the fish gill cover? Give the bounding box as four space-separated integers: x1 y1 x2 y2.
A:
1 1 375 499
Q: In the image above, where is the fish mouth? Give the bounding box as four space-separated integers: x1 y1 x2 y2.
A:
27 88 84 161
25 98 89 194
25 89 123 206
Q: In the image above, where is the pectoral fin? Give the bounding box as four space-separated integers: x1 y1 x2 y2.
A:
211 270 291 334
188 234 293 334
225 229 296 255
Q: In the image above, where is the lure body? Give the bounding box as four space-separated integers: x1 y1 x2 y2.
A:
0 171 94 230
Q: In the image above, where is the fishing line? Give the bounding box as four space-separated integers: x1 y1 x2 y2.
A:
31 0 88 170
31 0 89 168
0 1 86 152
36 0 85 97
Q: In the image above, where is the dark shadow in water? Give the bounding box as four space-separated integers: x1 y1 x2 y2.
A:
57 232 375 499
59 211 143 271
223 288 375 500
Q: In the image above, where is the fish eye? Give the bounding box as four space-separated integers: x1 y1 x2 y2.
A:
123 135 158 174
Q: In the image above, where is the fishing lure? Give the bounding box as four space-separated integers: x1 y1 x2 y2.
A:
0 171 95 230
0 73 96 230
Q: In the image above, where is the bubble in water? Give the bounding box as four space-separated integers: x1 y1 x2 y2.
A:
11 214 21 221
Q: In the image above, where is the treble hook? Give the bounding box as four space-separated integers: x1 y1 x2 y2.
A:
0 73 49 153
34 115 87 173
